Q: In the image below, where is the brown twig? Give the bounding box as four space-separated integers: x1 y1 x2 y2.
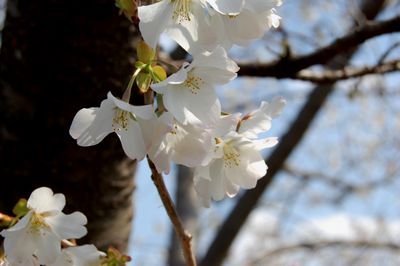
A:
295 60 400 83
0 213 13 226
147 158 197 266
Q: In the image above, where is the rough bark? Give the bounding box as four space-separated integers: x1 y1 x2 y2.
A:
0 0 141 251
199 0 387 265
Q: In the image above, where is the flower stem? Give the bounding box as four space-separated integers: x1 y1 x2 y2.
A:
144 89 154 106
147 158 197 266
123 67 142 102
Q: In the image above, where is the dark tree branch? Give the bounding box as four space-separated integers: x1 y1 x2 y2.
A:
200 1 386 265
294 60 400 83
238 16 400 79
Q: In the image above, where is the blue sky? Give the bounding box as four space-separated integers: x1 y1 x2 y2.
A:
127 1 400 265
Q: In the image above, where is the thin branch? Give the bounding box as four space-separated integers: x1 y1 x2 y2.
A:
238 16 400 79
283 165 396 194
251 240 400 265
294 60 400 83
147 158 197 266
168 166 199 266
378 41 400 64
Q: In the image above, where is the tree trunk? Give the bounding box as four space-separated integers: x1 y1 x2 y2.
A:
0 0 140 252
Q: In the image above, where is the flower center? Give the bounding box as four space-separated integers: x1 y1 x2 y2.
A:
169 124 179 135
29 212 50 235
112 109 130 131
171 0 191 23
183 73 203 94
223 143 241 168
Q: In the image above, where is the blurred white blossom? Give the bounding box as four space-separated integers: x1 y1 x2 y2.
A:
1 188 87 265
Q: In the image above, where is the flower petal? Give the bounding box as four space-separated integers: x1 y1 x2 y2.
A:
225 146 266 189
50 245 105 266
27 187 65 213
192 46 239 74
45 212 87 240
193 174 212 208
1 212 32 233
209 159 228 200
151 63 189 94
138 0 173 48
238 97 285 138
221 10 267 46
69 99 114 147
166 0 218 54
193 67 237 86
252 137 278 150
163 83 221 125
117 120 146 160
169 124 213 167
206 0 244 15
108 92 154 119
244 0 282 13
212 113 240 137
33 228 62 265
2 225 37 265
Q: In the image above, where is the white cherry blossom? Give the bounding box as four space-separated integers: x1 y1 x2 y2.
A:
237 96 286 138
195 131 275 207
138 0 216 52
193 97 285 207
0 187 87 265
205 0 283 49
69 92 153 161
49 245 105 266
151 47 239 125
139 112 213 174
138 0 282 53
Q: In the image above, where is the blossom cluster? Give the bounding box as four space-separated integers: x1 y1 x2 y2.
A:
2 1 286 265
0 187 104 266
70 0 285 206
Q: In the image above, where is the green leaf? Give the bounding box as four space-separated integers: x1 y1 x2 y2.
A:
137 41 155 63
12 198 29 217
115 0 137 22
151 65 167 82
136 72 152 93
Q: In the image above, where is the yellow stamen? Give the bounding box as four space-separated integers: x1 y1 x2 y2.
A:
183 73 203 94
171 0 192 23
223 143 241 168
29 212 50 235
112 109 130 131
